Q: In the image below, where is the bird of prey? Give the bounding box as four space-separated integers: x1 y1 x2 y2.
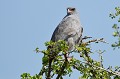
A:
51 7 83 51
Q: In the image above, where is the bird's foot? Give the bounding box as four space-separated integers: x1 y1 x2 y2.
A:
67 56 73 61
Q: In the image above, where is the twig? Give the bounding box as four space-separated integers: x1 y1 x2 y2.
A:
82 36 92 40
92 64 120 76
56 54 68 79
73 61 120 77
84 38 108 44
47 58 52 79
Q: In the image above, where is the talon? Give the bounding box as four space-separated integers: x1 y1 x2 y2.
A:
67 56 73 61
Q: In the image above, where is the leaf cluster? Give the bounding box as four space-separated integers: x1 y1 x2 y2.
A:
110 7 120 49
21 38 120 79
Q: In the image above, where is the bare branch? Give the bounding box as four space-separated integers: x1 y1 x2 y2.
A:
82 36 92 40
84 38 108 45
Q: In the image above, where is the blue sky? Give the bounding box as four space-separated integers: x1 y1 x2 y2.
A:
0 0 120 79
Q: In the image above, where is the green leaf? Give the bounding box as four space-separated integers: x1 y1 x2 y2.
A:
118 18 120 22
112 24 117 29
42 56 48 65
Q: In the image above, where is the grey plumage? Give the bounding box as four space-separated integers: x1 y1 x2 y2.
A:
51 7 83 51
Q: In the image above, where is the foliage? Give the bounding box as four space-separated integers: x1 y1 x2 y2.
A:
21 39 120 79
110 7 120 49
21 7 120 79
21 73 42 79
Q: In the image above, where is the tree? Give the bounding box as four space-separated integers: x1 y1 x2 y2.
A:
21 7 120 79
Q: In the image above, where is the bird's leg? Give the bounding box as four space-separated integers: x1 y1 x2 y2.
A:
63 53 72 61
64 52 73 61
65 37 75 61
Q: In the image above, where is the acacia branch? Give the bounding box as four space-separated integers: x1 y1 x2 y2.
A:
56 54 68 79
82 36 92 40
93 65 120 76
47 58 52 79
73 61 120 77
85 38 108 44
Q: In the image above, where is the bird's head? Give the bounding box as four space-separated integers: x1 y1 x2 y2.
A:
67 7 77 15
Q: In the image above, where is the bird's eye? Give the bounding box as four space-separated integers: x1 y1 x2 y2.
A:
71 8 75 11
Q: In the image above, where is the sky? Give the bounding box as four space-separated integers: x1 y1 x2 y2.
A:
0 0 120 79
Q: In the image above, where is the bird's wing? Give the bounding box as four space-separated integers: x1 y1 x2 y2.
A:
51 16 82 42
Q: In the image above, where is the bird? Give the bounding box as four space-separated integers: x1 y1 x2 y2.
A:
51 7 83 52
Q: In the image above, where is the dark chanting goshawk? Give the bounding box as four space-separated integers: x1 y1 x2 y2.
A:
51 7 83 51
